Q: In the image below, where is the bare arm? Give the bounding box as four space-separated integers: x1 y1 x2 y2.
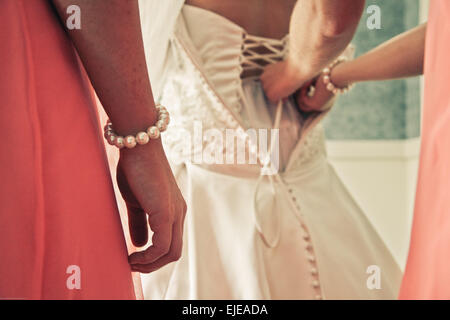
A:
332 23 426 87
298 24 426 112
289 0 365 78
52 0 156 134
52 0 186 273
261 0 365 102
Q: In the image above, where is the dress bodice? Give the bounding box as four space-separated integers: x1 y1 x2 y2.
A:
159 4 328 175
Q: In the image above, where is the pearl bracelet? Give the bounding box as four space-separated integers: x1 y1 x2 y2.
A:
104 104 170 149
322 57 353 95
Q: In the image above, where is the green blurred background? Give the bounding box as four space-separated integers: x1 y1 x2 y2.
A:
324 0 421 140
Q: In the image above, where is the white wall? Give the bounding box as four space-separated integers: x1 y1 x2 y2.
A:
326 138 420 270
419 0 429 23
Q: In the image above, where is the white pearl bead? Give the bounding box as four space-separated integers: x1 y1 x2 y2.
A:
124 135 137 149
323 67 330 75
323 75 330 85
147 126 160 139
106 134 117 145
160 114 169 123
104 124 113 132
156 120 167 132
311 268 318 275
159 113 169 123
104 130 113 140
115 136 125 149
308 255 316 263
312 280 320 288
136 132 150 145
326 83 335 91
307 87 315 98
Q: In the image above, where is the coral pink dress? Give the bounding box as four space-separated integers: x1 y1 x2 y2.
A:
0 0 136 299
400 0 450 299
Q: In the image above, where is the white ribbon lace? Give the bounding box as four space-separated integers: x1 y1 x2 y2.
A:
237 33 288 248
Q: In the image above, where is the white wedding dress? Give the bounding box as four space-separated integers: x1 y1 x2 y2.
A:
138 2 402 299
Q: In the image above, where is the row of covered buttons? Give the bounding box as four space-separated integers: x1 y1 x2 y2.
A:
288 187 323 300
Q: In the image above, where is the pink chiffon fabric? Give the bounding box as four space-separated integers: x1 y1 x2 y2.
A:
400 0 450 299
0 0 139 299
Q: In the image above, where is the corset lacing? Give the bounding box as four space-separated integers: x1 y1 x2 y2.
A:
239 33 289 79
235 33 289 166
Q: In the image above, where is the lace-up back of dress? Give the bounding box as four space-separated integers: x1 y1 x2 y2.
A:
239 34 289 79
160 5 327 170
237 33 326 170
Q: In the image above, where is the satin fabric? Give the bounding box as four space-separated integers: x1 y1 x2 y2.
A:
400 1 450 299
139 5 402 299
0 0 135 299
138 0 185 99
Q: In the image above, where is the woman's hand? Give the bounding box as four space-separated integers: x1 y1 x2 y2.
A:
261 58 313 103
261 0 364 103
117 140 187 274
295 73 337 112
260 57 337 112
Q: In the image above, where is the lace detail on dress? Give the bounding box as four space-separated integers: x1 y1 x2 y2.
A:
160 37 246 164
293 125 327 169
